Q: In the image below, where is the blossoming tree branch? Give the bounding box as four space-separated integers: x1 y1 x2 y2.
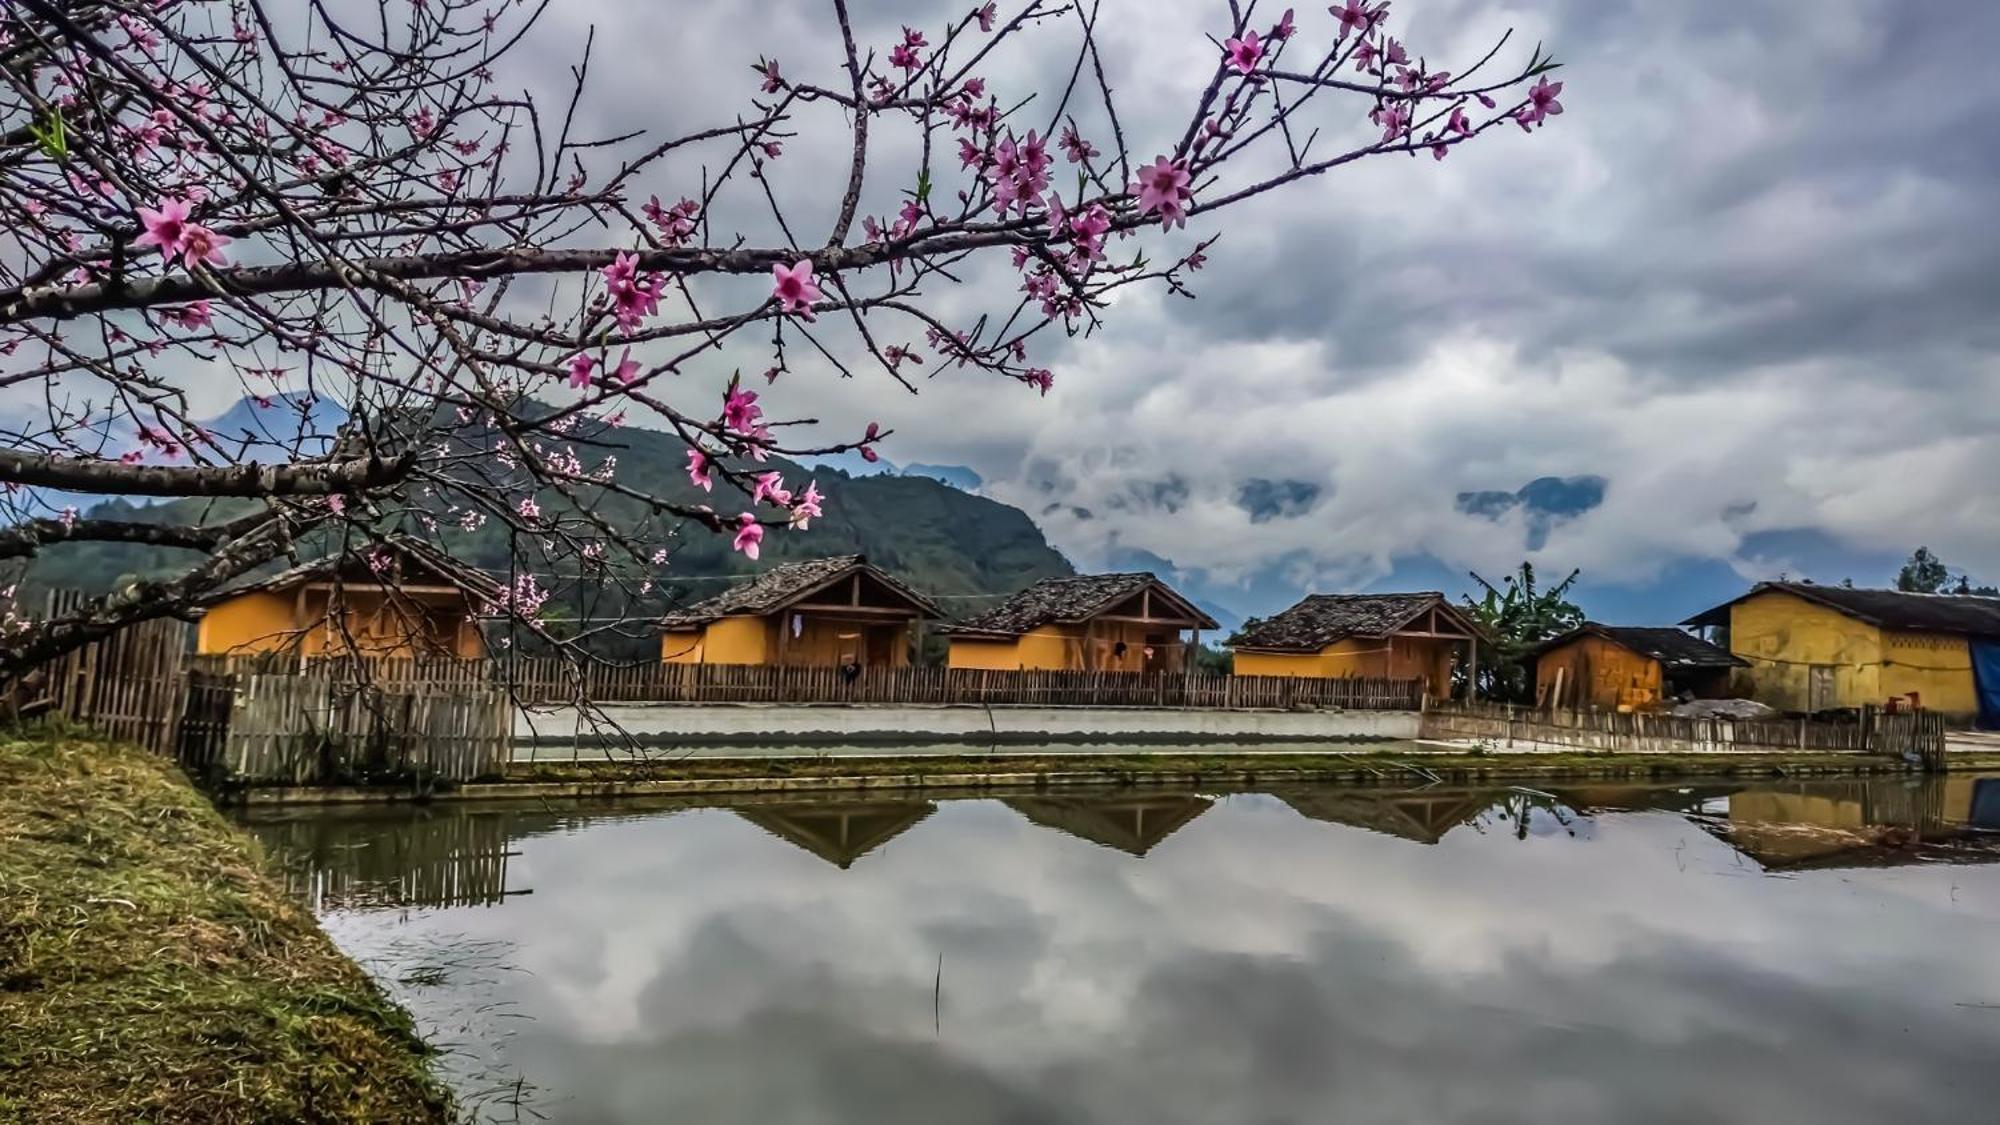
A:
0 0 1562 676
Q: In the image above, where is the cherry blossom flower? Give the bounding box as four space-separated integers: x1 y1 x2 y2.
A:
1522 76 1565 125
1273 8 1297 39
1024 368 1054 395
975 3 997 32
566 353 596 389
859 421 883 462
602 252 664 331
723 386 763 434
1224 31 1264 75
518 496 540 520
1060 125 1099 164
134 199 192 261
686 448 714 491
58 506 78 530
1331 0 1384 40
612 349 641 385
1372 103 1410 142
732 513 764 560
757 59 783 93
770 259 823 319
791 480 824 530
1447 105 1474 137
159 300 212 330
752 471 792 506
1132 156 1193 227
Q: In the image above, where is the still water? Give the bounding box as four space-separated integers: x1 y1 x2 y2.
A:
240 775 2000 1123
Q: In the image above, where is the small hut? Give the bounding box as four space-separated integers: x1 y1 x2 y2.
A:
195 537 496 658
1226 592 1483 699
940 572 1217 672
659 555 939 667
1530 624 1743 710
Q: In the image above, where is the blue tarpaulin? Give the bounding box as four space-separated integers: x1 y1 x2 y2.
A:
1973 639 2000 730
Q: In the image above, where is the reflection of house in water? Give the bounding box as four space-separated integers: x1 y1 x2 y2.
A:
246 809 521 911
1708 777 2000 870
1003 794 1212 856
733 801 935 868
1277 788 1501 845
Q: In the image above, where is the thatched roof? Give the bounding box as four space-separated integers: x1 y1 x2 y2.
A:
660 554 940 629
1227 592 1479 652
1684 582 2000 638
1531 624 1745 670
938 572 1217 637
217 536 501 603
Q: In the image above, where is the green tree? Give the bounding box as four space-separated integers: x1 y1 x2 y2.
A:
1897 547 1950 593
1459 563 1584 702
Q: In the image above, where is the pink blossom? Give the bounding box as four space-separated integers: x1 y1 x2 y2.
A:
1331 0 1384 40
1372 103 1410 142
159 300 212 330
686 448 714 491
791 480 824 530
326 495 347 514
1523 76 1565 125
367 547 394 577
410 107 437 140
723 386 763 434
1131 156 1193 226
134 199 192 261
566 353 596 389
612 349 641 385
975 3 997 32
1352 39 1378 71
177 224 231 269
752 471 792 507
1224 31 1265 75
1060 125 1099 164
1024 368 1054 395
435 168 461 193
58 505 78 530
770 259 823 318
859 421 883 462
518 497 541 520
758 59 783 93
1273 8 1297 39
602 251 664 331
732 513 764 560
1447 105 1473 137
1382 38 1409 68
958 137 985 171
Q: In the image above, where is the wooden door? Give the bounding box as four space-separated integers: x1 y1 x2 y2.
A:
1807 664 1836 713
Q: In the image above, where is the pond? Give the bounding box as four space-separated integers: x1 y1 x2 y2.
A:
239 774 2000 1123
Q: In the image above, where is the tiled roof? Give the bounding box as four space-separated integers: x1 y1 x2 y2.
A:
1227 592 1475 652
218 535 501 602
660 555 939 627
1532 624 1745 669
1684 583 2000 637
939 573 1217 636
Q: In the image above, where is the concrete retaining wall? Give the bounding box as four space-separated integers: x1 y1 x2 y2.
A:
512 703 1421 757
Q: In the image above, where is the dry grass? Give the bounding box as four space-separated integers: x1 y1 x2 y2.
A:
0 726 453 1123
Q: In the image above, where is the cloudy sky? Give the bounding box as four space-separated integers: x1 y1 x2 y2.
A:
106 0 1991 623
510 0 1999 621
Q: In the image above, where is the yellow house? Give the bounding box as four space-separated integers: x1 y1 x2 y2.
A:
196 538 495 658
660 555 939 667
941 572 1218 672
1530 624 1743 711
1227 592 1483 699
1684 583 2000 724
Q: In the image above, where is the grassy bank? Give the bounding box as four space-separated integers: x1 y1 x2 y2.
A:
420 747 1996 803
0 728 452 1123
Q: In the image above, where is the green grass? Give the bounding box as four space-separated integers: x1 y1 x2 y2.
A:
503 747 1939 789
0 727 453 1124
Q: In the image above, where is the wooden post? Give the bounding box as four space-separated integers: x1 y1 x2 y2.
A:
1467 637 1480 702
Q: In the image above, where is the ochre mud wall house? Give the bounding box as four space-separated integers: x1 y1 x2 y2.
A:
195 537 496 659
1529 624 1744 711
1684 583 2000 726
1226 592 1483 700
659 555 940 667
941 573 1218 672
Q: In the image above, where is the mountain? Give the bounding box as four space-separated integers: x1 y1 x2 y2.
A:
901 463 984 492
19 399 1074 615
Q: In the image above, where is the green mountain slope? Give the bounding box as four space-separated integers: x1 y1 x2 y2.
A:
18 406 1074 614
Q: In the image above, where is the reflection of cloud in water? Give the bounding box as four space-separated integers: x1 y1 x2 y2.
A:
261 780 2000 1123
